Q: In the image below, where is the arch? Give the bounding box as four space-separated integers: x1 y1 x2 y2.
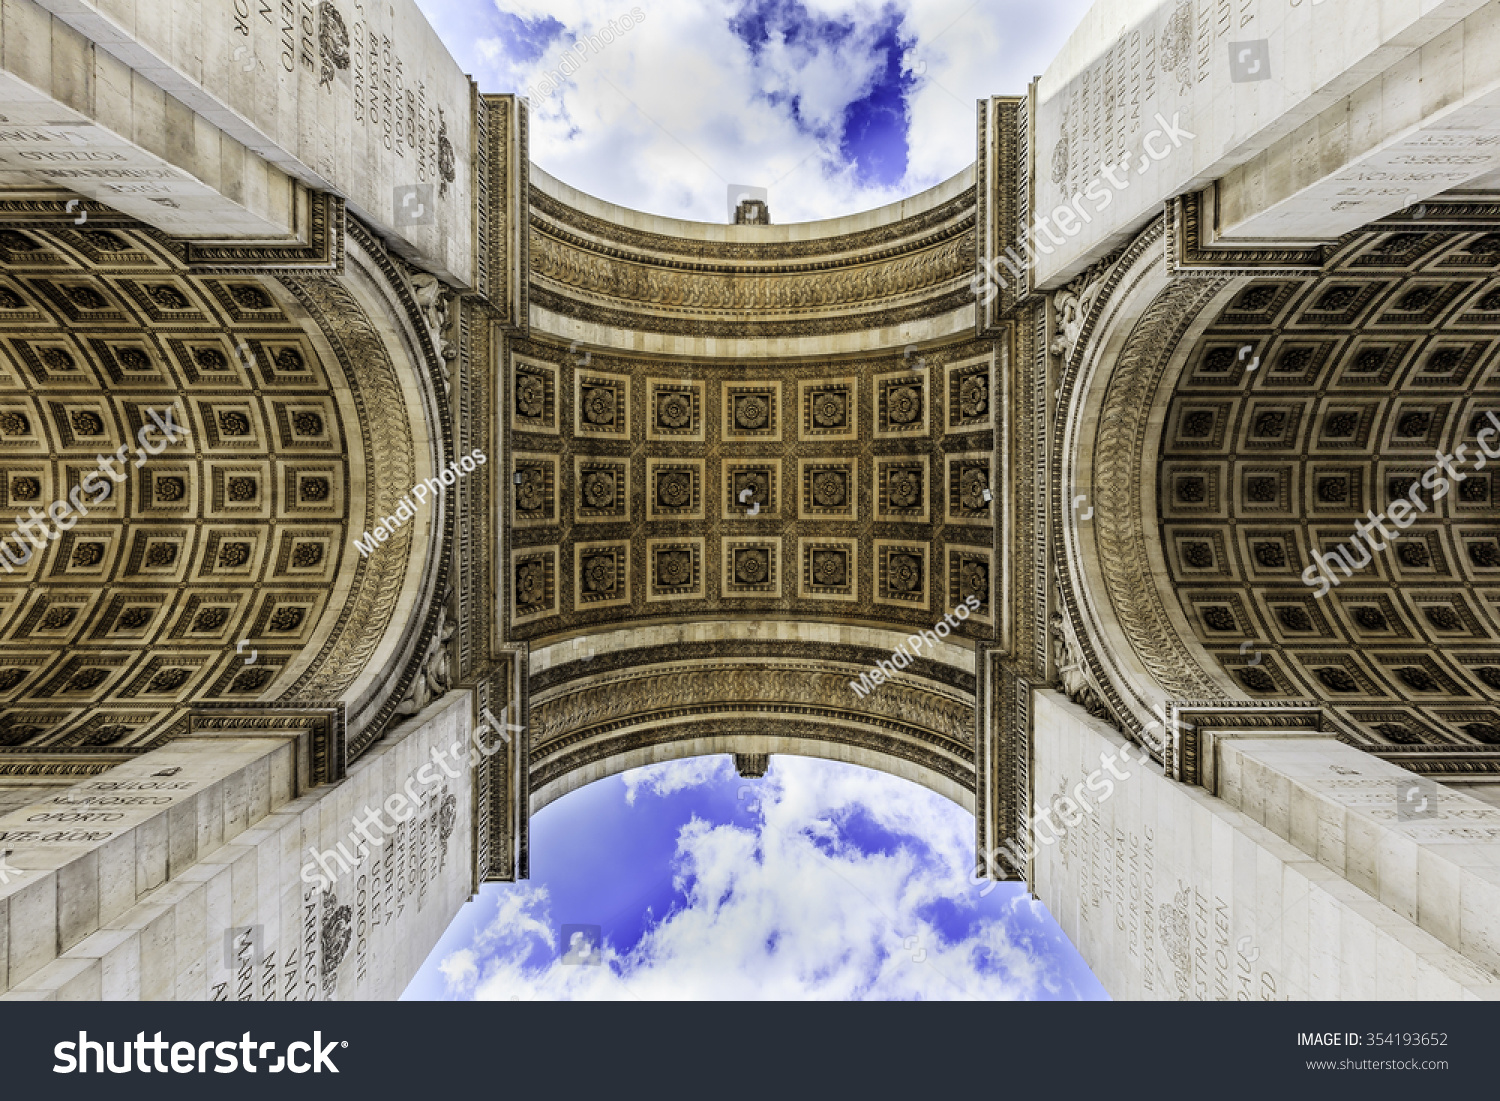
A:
508 165 1000 818
1051 217 1239 746
526 618 978 812
527 163 978 359
1152 225 1500 773
532 742 973 816
1052 210 1500 777
277 228 455 745
0 212 450 770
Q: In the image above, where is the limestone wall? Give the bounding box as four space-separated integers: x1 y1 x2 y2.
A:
0 691 475 1000
0 0 474 281
1028 0 1500 286
1030 689 1500 999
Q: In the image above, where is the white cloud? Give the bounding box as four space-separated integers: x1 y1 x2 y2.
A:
437 947 479 991
435 757 1089 1000
418 0 1095 221
622 755 735 804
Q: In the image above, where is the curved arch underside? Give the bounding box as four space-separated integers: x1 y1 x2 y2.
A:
1056 209 1500 776
507 167 1004 806
508 176 1002 649
532 742 974 816
0 215 445 769
526 620 979 812
1157 227 1500 762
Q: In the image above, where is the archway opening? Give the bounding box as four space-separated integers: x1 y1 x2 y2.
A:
408 754 1104 1000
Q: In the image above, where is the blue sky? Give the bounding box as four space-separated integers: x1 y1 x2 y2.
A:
407 756 1105 1000
402 0 1105 1001
413 0 1094 221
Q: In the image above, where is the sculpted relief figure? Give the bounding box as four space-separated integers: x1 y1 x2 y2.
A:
411 272 456 395
394 592 456 719
1050 611 1111 724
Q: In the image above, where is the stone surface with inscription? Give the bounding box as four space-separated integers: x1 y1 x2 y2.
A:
0 0 473 281
1028 0 1500 285
1031 692 1500 1000
0 694 473 1000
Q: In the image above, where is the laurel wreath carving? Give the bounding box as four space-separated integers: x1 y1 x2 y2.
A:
1086 275 1227 702
533 667 974 752
531 231 973 314
283 274 417 701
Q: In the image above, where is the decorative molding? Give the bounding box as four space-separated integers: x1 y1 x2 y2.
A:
1057 220 1231 746
532 715 972 799
479 93 529 329
527 180 977 339
277 253 425 750
531 638 976 696
1376 200 1500 225
183 190 346 272
1165 189 1329 278
974 649 1029 881
531 662 974 760
392 591 456 721
187 701 347 786
1048 254 1118 365
977 96 1026 329
531 183 976 263
471 647 528 884
1365 747 1500 779
1050 611 1114 725
1160 700 1324 786
0 757 123 779
529 258 975 340
734 753 770 778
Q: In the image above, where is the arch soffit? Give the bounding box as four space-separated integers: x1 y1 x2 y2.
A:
1054 218 1253 743
527 617 980 811
0 215 448 767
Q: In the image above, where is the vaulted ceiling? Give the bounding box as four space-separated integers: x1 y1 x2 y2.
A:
509 174 1003 808
1158 227 1500 757
507 335 999 642
0 216 440 772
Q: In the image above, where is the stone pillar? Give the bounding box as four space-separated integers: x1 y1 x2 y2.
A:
0 691 477 1000
1029 0 1500 287
0 0 475 279
1030 689 1500 1000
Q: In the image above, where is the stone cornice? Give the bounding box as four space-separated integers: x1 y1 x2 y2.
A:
526 182 980 341
533 662 974 758
532 638 976 696
530 183 976 264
